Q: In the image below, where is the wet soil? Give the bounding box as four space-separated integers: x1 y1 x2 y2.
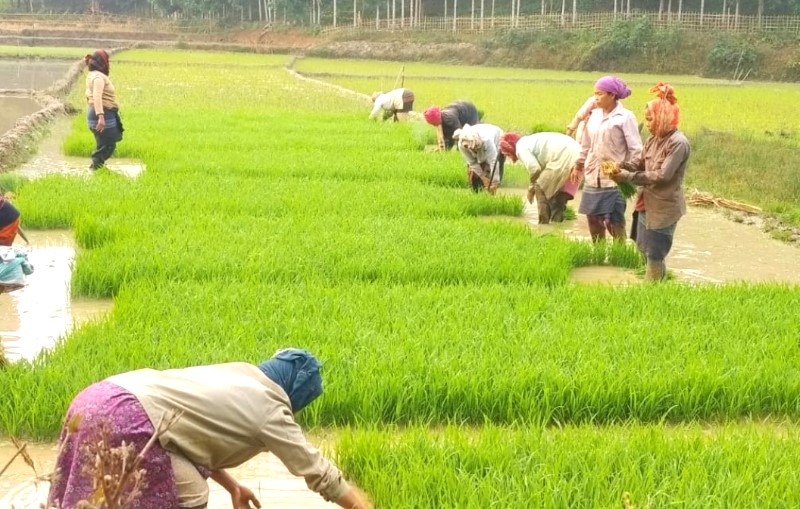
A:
498 187 800 285
0 440 331 508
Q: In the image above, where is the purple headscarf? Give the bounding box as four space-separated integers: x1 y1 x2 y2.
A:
595 76 632 99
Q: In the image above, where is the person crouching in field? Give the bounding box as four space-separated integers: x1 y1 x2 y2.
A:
48 348 373 509
85 49 123 171
423 100 480 151
369 88 415 122
0 194 26 246
454 123 505 194
609 82 690 282
499 132 581 224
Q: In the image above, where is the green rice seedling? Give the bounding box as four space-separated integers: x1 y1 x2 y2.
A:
0 45 93 59
335 421 800 508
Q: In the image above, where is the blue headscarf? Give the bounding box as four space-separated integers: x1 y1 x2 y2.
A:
258 348 323 412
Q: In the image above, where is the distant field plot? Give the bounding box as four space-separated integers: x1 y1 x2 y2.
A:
116 48 291 65
0 45 91 59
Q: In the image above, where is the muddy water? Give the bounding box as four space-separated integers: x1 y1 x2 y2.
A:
0 230 112 363
0 95 40 135
498 187 800 285
0 440 331 508
0 60 71 90
10 115 145 178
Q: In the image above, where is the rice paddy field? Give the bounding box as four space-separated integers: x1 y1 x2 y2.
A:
2 48 800 507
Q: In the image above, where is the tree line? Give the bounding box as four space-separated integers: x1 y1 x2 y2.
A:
2 0 796 27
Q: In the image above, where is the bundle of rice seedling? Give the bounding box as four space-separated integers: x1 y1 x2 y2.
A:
601 160 637 199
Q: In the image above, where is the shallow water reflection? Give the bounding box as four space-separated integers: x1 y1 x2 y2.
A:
0 95 40 135
0 230 112 363
0 441 331 509
0 60 71 90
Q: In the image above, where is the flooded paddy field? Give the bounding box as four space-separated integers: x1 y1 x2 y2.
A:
0 59 71 90
0 96 40 135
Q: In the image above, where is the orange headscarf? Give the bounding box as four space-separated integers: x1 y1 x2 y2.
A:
499 132 520 162
646 82 680 136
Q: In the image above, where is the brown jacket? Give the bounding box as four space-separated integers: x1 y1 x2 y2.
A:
627 129 690 229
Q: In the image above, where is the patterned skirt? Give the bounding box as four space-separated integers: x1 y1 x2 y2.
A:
48 380 181 509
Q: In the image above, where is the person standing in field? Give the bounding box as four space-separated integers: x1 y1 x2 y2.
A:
423 100 480 150
499 132 581 224
48 348 373 509
85 49 123 171
565 96 597 144
368 88 415 122
454 123 505 194
609 82 690 282
569 76 642 243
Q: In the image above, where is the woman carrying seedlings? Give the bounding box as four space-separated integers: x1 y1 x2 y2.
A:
454 123 505 194
569 76 642 243
609 82 690 282
423 100 480 150
85 49 123 171
368 87 415 122
49 348 373 509
499 131 581 224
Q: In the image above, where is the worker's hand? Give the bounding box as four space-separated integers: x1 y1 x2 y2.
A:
568 167 583 185
480 175 491 190
230 484 261 509
96 115 106 133
609 169 632 183
566 126 575 136
488 184 498 195
526 187 536 204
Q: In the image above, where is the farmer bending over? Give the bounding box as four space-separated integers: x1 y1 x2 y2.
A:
454 123 505 194
369 88 415 122
49 348 373 509
0 194 27 246
423 100 480 151
499 132 581 224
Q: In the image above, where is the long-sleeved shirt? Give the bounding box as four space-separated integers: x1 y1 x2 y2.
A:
107 363 350 503
441 101 479 150
85 70 119 115
578 102 642 189
458 123 503 184
368 88 408 119
625 129 691 229
516 133 581 200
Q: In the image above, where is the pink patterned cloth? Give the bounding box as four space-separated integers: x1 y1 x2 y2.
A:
48 380 185 509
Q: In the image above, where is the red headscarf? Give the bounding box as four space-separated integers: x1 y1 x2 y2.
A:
499 132 521 162
646 82 680 136
84 49 110 75
423 106 442 126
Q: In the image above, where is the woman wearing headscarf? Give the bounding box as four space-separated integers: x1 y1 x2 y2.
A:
423 100 480 151
48 348 373 509
499 131 581 224
368 88 415 122
84 49 123 171
454 123 504 194
609 82 690 281
569 76 642 242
